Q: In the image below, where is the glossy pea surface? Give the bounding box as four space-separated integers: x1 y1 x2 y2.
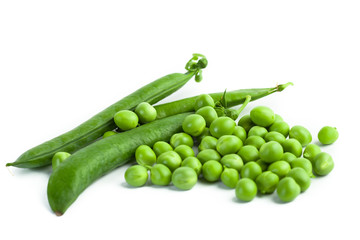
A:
125 165 148 187
174 145 195 160
220 154 244 172
237 114 255 132
135 102 157 123
248 126 268 138
313 152 334 176
202 160 223 182
291 158 314 177
197 149 221 164
135 145 157 166
172 167 198 190
268 160 291 179
181 157 202 175
233 126 247 142
269 121 290 137
244 136 265 150
156 151 182 172
210 117 236 138
240 161 262 180
198 136 218 151
153 141 173 157
52 152 71 170
286 167 311 192
221 168 239 188
150 164 172 186
182 114 206 137
259 141 284 163
303 144 321 163
170 133 194 148
318 126 339 145
256 171 279 194
194 94 215 111
264 131 286 144
114 110 139 131
250 106 275 127
238 145 259 163
282 139 303 157
289 125 312 147
276 177 301 202
235 178 257 202
216 135 242 155
103 131 117 138
196 106 218 127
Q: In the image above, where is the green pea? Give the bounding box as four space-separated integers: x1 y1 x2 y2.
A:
52 152 71 170
202 160 223 182
313 152 334 176
238 114 255 132
170 132 194 148
274 114 284 123
216 135 243 155
114 110 139 131
268 121 290 137
209 117 236 138
196 149 221 164
174 145 195 160
264 131 286 144
156 151 182 172
233 126 247 142
276 177 301 202
282 138 302 157
198 136 218 151
255 159 268 171
303 144 321 163
237 145 259 163
286 167 311 192
240 161 262 180
182 114 206 137
196 106 218 127
235 178 257 202
289 125 312 147
318 126 339 145
259 141 284 164
291 158 314 177
135 145 157 166
220 154 244 172
150 164 172 186
256 171 279 194
152 141 173 157
248 126 268 138
268 160 291 179
124 165 148 187
181 157 202 175
103 131 117 138
250 106 275 127
172 167 198 190
196 127 211 143
134 102 157 124
281 152 297 164
221 167 240 188
244 136 265 150
194 94 215 111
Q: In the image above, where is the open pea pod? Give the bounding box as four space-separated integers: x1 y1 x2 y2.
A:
7 54 207 168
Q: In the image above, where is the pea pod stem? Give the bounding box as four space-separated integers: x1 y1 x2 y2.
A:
154 82 293 119
7 54 207 168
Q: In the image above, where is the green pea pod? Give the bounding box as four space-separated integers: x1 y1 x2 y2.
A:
154 82 294 119
47 112 191 216
7 54 207 168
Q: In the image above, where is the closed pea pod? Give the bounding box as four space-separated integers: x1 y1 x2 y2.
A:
47 113 191 216
7 54 207 168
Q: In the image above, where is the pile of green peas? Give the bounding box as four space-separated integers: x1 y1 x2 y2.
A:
124 94 338 202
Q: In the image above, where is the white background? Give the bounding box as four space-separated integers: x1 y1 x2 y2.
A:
1 0 359 239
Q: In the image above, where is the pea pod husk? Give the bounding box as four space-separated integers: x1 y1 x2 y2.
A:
47 113 191 216
7 55 207 168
